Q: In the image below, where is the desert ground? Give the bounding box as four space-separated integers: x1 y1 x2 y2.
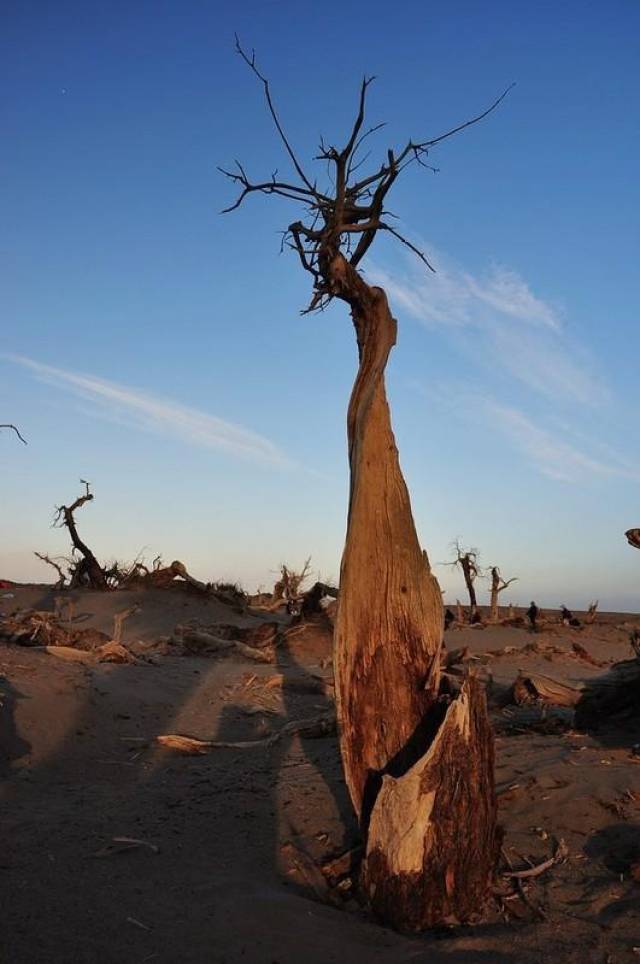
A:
1 583 639 963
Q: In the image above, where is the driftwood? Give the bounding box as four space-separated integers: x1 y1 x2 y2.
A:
503 838 568 880
511 672 581 708
156 713 336 753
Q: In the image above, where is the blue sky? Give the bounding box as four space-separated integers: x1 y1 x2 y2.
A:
2 1 639 609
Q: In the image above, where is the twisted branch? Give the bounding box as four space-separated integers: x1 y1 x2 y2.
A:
221 39 513 311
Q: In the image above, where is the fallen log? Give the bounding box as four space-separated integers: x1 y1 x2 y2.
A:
511 672 581 707
156 713 336 753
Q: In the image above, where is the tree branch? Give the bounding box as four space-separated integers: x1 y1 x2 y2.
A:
1 423 27 444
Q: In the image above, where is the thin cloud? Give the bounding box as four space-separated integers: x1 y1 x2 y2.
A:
5 354 291 467
466 394 637 483
368 248 606 406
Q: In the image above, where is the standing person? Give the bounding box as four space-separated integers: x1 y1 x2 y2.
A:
526 601 539 631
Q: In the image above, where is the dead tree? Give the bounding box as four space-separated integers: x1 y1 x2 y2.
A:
54 481 108 590
446 540 481 620
488 566 518 622
222 40 507 929
1 423 27 444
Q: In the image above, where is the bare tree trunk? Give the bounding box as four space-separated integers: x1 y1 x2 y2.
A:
57 483 108 590
461 557 477 615
489 567 517 624
332 257 497 929
489 578 499 623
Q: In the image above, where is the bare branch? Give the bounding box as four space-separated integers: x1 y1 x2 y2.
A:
222 41 513 309
234 35 315 192
379 225 436 272
34 552 67 588
1 423 27 444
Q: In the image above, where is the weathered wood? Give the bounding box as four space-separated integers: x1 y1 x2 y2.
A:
333 265 444 818
331 255 497 927
511 672 581 707
362 677 498 930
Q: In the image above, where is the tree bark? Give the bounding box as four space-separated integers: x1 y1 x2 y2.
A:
331 255 498 929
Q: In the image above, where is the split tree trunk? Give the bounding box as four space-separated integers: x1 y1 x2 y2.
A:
331 255 498 930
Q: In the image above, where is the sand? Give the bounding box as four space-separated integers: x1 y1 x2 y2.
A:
1 585 639 963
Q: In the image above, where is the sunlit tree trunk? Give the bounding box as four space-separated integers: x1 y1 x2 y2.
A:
332 256 498 929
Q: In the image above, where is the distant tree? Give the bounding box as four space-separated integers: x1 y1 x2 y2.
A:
53 481 108 590
447 540 481 618
222 39 509 928
488 565 518 622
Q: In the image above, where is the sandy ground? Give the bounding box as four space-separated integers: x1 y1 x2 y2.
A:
1 585 640 963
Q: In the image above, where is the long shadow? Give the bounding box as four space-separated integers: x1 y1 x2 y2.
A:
0 676 31 779
212 611 357 901
575 656 640 749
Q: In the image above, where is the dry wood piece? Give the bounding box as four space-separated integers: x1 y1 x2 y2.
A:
571 641 604 667
280 842 336 903
156 713 336 753
180 629 235 654
321 845 363 883
234 640 274 663
112 607 139 644
42 645 94 663
503 838 568 880
95 640 137 664
511 672 581 707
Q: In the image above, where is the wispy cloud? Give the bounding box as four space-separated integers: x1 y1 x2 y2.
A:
5 354 291 467
369 248 606 406
476 398 631 483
